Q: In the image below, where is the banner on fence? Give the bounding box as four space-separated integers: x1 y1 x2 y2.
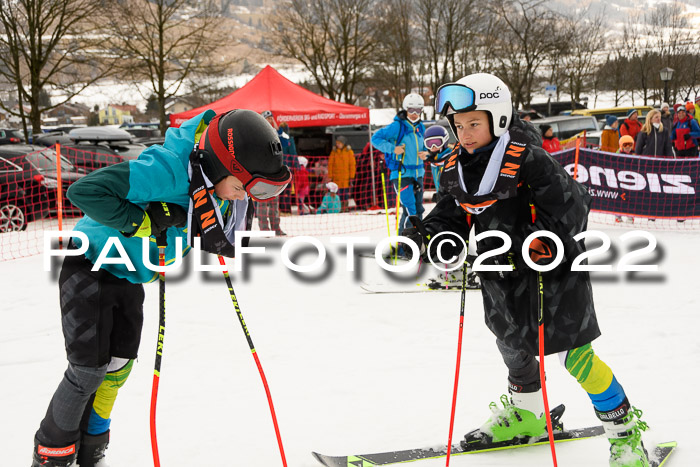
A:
552 148 699 219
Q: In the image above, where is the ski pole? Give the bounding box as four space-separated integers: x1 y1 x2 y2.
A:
217 255 288 467
537 271 558 466
445 257 469 466
150 233 167 467
381 172 391 240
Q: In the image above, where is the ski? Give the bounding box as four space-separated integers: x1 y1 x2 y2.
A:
360 278 480 294
312 425 605 466
651 441 677 467
313 432 676 467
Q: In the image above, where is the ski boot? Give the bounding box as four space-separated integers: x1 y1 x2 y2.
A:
461 388 562 448
32 437 78 466
596 400 649 467
76 431 109 467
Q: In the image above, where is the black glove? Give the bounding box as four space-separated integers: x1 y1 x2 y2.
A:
145 201 187 241
684 133 692 141
475 252 520 281
402 216 463 262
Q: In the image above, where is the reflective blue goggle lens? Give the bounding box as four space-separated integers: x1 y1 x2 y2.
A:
435 84 475 115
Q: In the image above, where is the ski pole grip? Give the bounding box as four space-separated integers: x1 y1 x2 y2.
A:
156 232 168 250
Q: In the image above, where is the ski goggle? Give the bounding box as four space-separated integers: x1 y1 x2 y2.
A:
406 107 423 114
435 83 476 115
424 134 448 151
200 114 292 201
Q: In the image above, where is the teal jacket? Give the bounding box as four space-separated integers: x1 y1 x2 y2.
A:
67 109 229 284
316 193 341 214
371 115 426 180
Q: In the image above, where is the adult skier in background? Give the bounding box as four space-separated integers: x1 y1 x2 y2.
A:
404 73 651 467
371 93 429 235
31 109 291 466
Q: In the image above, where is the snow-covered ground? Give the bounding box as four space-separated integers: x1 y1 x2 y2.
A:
2 222 697 466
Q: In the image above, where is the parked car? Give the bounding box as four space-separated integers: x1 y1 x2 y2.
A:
0 144 85 222
36 127 147 173
0 155 48 232
0 128 26 144
531 115 600 141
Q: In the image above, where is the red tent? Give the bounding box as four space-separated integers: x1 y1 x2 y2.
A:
169 65 369 128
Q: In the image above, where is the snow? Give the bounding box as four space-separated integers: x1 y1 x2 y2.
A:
2 223 698 466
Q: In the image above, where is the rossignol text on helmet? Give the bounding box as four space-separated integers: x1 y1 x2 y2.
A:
423 125 449 151
198 109 291 201
435 73 513 137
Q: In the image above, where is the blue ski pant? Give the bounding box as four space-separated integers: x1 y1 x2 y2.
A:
391 177 424 235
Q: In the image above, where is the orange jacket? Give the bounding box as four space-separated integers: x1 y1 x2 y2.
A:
600 128 620 153
328 145 356 188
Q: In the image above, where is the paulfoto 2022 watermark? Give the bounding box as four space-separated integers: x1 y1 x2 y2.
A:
42 229 659 274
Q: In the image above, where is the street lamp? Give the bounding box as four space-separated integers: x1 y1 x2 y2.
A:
660 67 674 104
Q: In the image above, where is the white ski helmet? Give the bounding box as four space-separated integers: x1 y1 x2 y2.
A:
435 73 513 137
402 93 425 111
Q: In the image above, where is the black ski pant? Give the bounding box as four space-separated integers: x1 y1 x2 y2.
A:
36 253 144 447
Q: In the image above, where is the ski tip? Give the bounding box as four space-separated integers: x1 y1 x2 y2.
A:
655 441 677 448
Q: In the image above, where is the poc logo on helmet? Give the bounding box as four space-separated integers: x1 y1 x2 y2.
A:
480 92 500 99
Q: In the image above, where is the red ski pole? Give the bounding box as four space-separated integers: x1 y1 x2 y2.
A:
150 235 167 466
218 255 287 466
537 271 558 466
445 260 468 466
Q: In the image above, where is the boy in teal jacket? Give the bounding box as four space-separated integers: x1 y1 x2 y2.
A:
32 109 291 467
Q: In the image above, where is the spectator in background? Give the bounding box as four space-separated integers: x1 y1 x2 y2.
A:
617 135 636 155
616 135 636 223
619 109 642 142
259 110 286 235
635 109 673 157
660 103 673 136
328 135 356 212
371 93 428 235
423 125 452 201
316 182 341 214
600 115 620 153
539 124 562 153
671 106 700 158
295 156 311 215
353 141 388 210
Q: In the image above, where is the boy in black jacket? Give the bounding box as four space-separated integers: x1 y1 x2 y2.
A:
405 73 650 467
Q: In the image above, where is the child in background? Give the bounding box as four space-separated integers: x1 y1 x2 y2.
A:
617 135 636 155
316 182 341 214
615 135 636 222
423 125 452 202
295 156 311 215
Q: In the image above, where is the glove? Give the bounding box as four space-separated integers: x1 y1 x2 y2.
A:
684 133 692 141
131 202 187 241
475 252 520 281
402 216 463 263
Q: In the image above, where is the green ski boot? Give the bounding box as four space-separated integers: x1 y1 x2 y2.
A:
462 388 559 447
597 400 649 467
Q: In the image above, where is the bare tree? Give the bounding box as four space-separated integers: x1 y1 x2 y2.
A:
557 7 606 108
371 0 416 109
268 0 376 103
105 0 231 132
487 0 559 108
0 0 113 137
416 0 482 94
